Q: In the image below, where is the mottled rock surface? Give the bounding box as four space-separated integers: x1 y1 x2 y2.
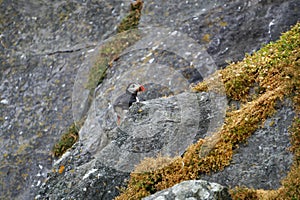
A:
0 0 129 199
1 0 299 199
141 0 300 68
36 143 129 200
143 180 231 200
93 92 220 173
36 92 218 199
201 100 295 190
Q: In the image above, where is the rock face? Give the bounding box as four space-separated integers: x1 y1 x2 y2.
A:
93 92 218 173
143 180 231 200
36 143 129 200
36 92 219 199
140 0 300 68
201 100 295 190
1 0 300 199
0 0 129 199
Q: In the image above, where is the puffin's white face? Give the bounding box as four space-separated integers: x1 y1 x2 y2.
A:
127 83 144 94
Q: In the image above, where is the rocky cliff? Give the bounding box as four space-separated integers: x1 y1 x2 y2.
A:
0 0 300 199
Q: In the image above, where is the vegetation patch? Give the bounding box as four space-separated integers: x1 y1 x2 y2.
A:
115 22 300 199
86 0 143 91
86 30 141 91
117 0 143 33
230 187 258 200
52 123 79 158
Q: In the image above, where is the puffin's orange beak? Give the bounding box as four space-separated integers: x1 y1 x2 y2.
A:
139 85 145 92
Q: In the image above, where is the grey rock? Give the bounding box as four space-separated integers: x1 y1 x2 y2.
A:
36 143 129 200
36 91 220 199
0 0 128 199
140 0 300 68
1 0 299 199
143 180 231 200
201 100 295 190
93 92 220 172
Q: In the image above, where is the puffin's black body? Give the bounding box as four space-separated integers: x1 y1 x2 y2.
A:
113 90 138 110
113 83 145 124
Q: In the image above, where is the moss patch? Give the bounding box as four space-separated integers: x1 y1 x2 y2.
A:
115 22 300 199
230 187 258 200
86 0 143 91
117 0 143 33
86 30 141 91
52 123 79 158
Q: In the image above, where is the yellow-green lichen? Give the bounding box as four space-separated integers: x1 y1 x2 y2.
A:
202 33 211 43
115 22 300 200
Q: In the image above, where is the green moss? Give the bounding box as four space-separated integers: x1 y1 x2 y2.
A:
116 23 300 200
86 30 141 91
52 123 79 157
117 0 143 33
86 0 143 92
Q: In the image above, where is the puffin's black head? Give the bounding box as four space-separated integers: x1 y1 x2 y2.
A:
126 82 145 94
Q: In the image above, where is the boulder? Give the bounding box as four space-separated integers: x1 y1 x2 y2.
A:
143 180 231 200
93 92 219 172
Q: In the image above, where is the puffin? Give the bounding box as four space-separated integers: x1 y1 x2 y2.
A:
113 82 145 125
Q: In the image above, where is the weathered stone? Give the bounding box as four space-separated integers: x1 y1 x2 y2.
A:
140 0 300 68
201 100 294 190
36 91 219 199
143 180 231 200
1 0 299 199
93 92 217 172
36 143 129 200
0 0 129 199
